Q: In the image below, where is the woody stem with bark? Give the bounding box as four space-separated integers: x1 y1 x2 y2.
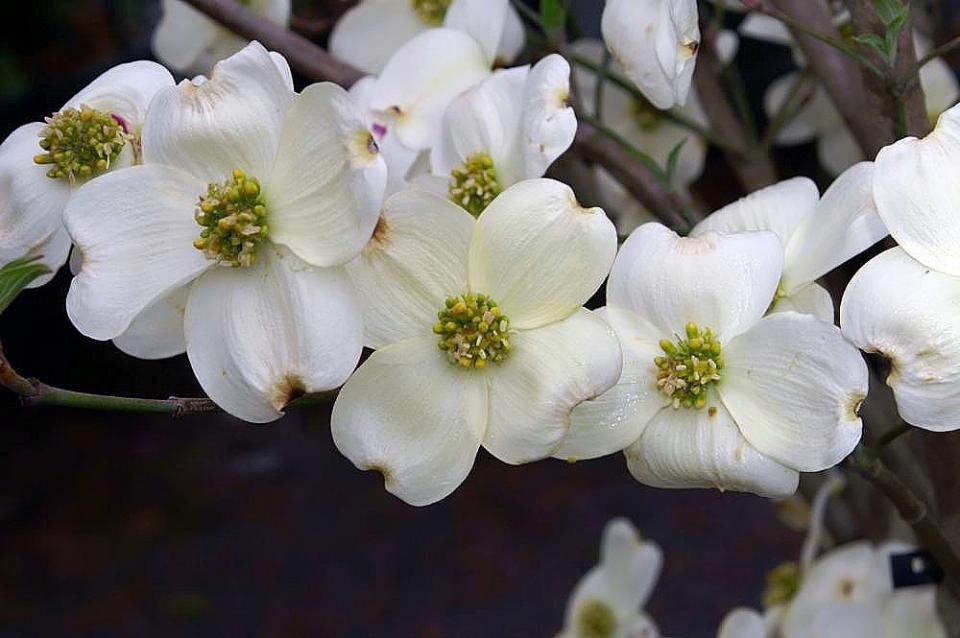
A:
768 0 893 159
846 446 960 593
843 0 931 139
0 340 333 418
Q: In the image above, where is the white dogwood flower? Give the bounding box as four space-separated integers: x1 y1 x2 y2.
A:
63 43 386 423
329 0 524 74
560 223 868 498
0 61 174 287
364 27 493 152
152 0 291 74
333 179 620 505
349 75 422 197
769 542 946 638
761 33 958 176
601 0 700 110
841 103 960 432
571 38 708 234
692 164 887 322
556 519 663 638
425 54 576 216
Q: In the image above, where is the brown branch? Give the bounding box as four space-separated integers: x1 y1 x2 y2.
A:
695 29 778 191
769 0 892 158
846 448 960 592
574 120 692 230
184 0 364 86
843 0 930 139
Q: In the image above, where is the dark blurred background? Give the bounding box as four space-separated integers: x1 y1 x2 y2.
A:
8 1 958 636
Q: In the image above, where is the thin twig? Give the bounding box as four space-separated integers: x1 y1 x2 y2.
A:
289 15 333 36
567 52 732 150
761 71 815 150
594 49 612 124
845 446 960 591
746 0 885 77
919 32 960 67
0 340 334 418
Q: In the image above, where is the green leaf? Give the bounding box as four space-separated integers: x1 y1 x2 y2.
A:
665 139 688 184
540 0 566 32
0 255 50 315
874 0 907 27
854 32 891 58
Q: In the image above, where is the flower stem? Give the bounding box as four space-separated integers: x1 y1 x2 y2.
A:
845 445 960 591
0 340 334 418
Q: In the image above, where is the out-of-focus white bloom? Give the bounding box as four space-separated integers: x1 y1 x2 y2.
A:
717 477 946 638
0 61 174 287
716 609 768 638
152 0 291 74
693 164 887 322
329 0 524 74
841 102 960 432
426 55 576 217
364 27 493 152
768 541 947 638
556 519 663 638
758 30 959 176
601 0 700 110
571 39 708 234
561 223 868 499
333 179 620 506
63 43 386 423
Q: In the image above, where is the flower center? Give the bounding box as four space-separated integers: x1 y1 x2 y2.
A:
410 0 451 26
655 322 723 409
449 152 502 218
433 293 511 369
193 169 269 268
631 99 664 131
33 106 129 182
763 562 801 608
576 600 617 638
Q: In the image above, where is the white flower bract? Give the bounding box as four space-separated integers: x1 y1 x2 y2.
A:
0 60 174 288
428 54 577 216
692 164 887 323
841 102 960 432
601 0 700 110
